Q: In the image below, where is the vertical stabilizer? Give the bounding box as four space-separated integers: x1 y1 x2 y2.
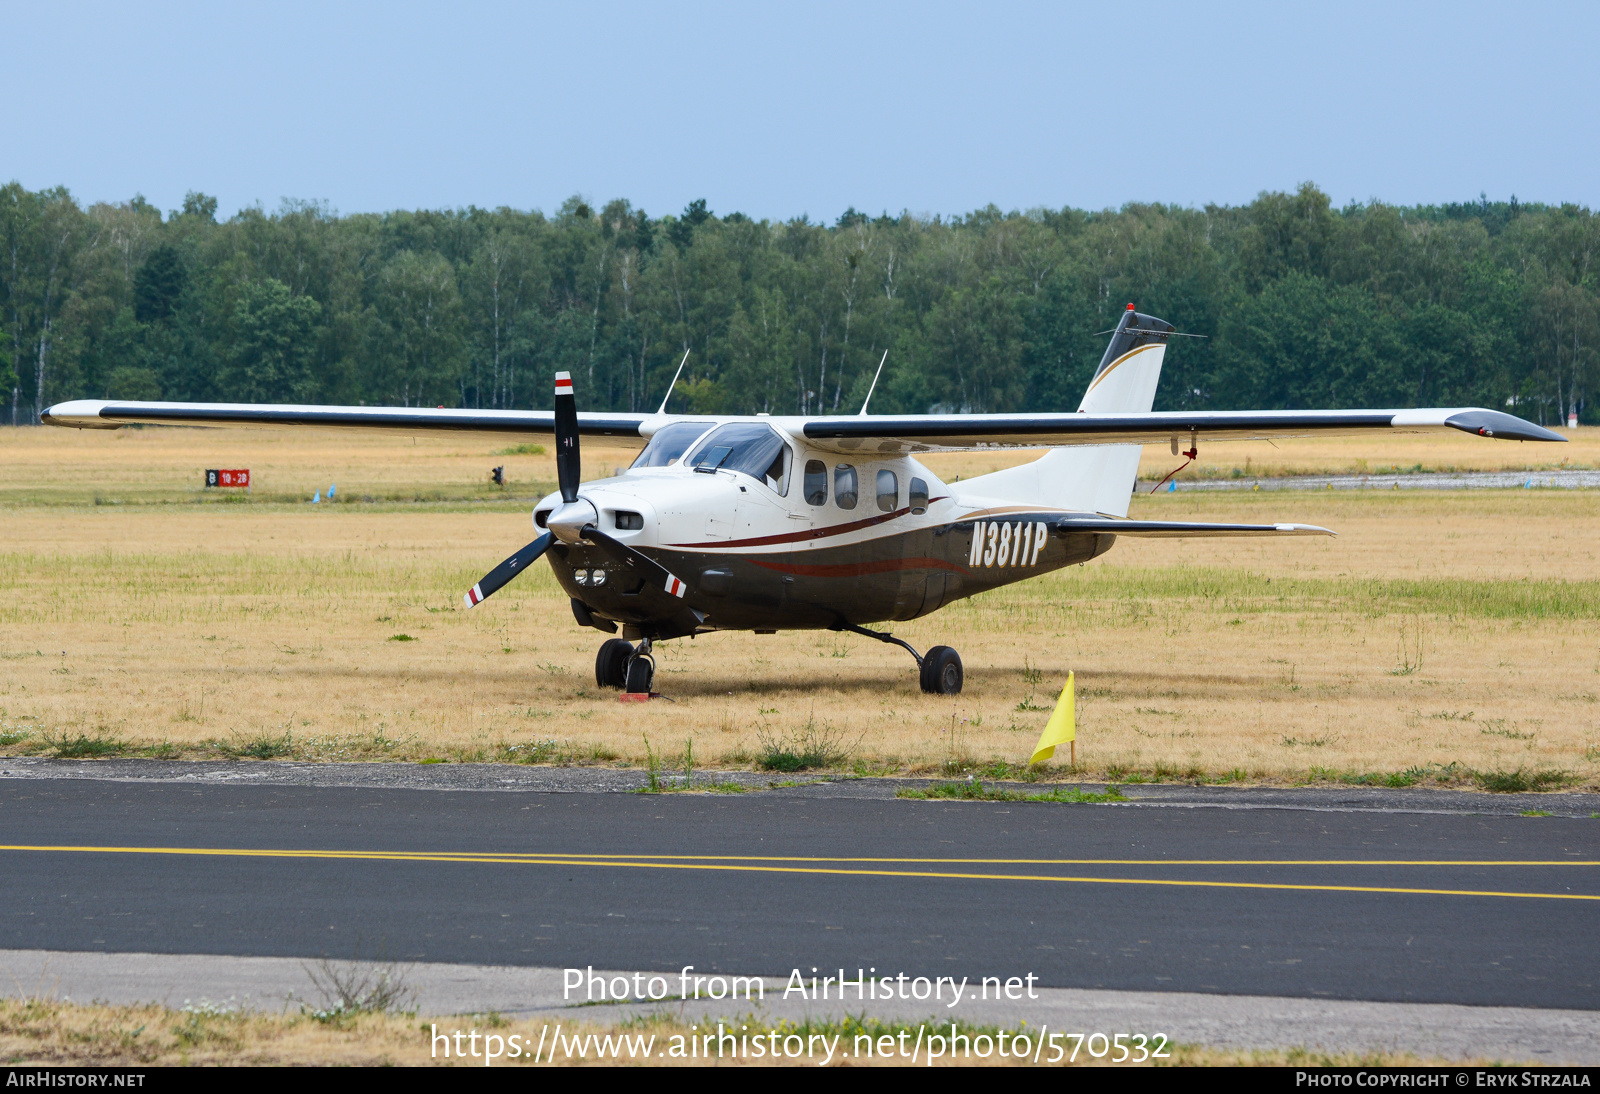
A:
961 304 1171 516
1077 304 1173 416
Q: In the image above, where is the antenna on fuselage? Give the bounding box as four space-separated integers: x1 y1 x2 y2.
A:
657 349 691 415
857 349 889 416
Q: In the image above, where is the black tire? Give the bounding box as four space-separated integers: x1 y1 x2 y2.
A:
595 638 634 688
624 654 655 695
919 646 963 695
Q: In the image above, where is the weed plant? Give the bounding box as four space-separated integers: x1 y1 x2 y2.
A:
755 716 851 771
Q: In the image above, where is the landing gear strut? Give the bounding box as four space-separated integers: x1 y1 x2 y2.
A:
832 622 963 695
595 637 655 694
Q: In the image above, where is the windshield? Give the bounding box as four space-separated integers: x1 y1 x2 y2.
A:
631 422 714 468
687 423 792 495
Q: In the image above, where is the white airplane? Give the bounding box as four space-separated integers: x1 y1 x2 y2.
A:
44 304 1563 696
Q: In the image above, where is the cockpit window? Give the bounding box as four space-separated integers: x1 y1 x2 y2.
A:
631 421 714 468
687 423 792 495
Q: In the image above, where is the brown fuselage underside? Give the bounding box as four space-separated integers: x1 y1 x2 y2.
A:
552 516 1116 639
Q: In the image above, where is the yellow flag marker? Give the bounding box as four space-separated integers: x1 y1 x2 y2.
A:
1029 672 1075 766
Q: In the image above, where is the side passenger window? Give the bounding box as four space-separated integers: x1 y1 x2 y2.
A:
909 477 929 514
876 469 898 512
804 460 827 505
834 464 858 510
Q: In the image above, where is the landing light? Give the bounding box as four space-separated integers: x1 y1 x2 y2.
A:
575 570 589 586
591 569 607 586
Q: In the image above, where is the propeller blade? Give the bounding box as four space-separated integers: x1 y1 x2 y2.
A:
463 532 551 608
554 370 579 503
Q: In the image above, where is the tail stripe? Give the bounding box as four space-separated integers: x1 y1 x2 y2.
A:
1083 343 1161 396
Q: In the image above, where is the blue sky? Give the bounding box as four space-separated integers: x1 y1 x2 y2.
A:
4 0 1597 221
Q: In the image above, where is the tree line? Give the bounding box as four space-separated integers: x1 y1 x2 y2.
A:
1 182 1595 427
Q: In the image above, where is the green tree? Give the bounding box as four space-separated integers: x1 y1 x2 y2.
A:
0 328 14 393
372 251 466 406
1213 272 1407 409
225 278 322 403
133 245 186 324
2 179 1596 428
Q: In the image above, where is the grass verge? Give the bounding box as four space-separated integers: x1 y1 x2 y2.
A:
896 779 1127 804
0 997 1506 1066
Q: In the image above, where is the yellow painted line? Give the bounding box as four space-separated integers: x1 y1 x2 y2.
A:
357 853 1600 868
2 845 1598 902
2 846 1594 867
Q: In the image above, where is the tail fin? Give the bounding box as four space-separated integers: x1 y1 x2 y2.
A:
961 304 1171 517
1078 304 1174 415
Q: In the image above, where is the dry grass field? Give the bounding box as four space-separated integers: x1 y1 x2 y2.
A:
3 421 1596 507
2 426 1597 788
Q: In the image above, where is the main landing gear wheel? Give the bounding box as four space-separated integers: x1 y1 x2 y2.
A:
831 622 963 697
920 646 963 695
595 638 633 688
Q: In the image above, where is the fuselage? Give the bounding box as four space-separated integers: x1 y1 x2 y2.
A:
539 418 1115 640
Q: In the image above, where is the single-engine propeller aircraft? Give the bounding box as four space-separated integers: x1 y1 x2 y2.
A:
44 304 1564 696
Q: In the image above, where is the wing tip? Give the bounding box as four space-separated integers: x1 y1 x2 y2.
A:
41 400 119 430
1443 409 1567 443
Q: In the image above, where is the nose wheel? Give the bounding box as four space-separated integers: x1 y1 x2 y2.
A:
624 654 655 694
595 637 656 694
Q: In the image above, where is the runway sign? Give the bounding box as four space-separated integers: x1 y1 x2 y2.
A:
205 469 250 488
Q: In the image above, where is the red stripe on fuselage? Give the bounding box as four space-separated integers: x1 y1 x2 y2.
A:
750 556 967 578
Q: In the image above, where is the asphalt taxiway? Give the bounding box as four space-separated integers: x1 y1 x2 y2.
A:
3 763 1597 1019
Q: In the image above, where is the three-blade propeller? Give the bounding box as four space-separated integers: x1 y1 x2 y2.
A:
462 370 695 612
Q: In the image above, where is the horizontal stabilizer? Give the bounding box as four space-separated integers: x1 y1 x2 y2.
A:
1056 518 1334 538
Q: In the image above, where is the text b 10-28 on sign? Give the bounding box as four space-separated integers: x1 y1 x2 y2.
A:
205 469 250 488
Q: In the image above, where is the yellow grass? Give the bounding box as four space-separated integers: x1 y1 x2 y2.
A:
0 422 618 506
2 427 1597 787
0 997 1486 1067
925 425 1599 482
2 423 1594 507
